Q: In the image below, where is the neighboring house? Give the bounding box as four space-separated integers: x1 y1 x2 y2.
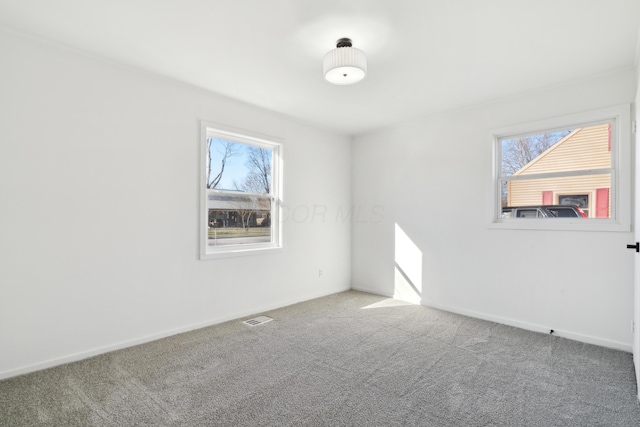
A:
508 124 611 218
207 192 270 227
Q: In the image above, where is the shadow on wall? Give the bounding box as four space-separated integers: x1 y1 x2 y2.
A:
394 223 423 304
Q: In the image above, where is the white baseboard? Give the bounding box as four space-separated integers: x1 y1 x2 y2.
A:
425 301 632 353
0 285 349 381
350 286 632 353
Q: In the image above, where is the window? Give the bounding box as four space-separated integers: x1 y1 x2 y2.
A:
200 122 282 258
557 194 589 217
516 208 544 218
490 105 630 231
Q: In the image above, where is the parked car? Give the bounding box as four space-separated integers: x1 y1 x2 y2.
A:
502 205 588 218
544 205 588 218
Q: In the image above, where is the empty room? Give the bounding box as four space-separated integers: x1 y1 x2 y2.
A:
1 1 640 426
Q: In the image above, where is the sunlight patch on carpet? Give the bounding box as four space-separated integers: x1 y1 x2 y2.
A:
361 299 417 310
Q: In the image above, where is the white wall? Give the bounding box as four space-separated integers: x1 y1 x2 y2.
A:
0 31 351 379
352 68 637 351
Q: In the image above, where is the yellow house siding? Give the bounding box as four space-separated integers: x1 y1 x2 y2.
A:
515 124 610 175
508 174 610 215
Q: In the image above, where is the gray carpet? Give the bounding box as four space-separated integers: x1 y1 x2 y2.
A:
1 290 639 426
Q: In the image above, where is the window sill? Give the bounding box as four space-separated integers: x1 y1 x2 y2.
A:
200 245 284 260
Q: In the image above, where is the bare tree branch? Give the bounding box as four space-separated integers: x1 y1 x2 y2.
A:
231 196 257 231
207 139 240 189
501 130 571 205
232 147 273 226
502 131 570 176
234 148 271 195
244 147 271 194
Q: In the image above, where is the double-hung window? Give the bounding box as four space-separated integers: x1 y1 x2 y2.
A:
490 105 630 231
200 122 283 258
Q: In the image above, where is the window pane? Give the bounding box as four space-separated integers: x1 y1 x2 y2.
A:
207 192 272 247
503 175 610 218
516 209 542 218
501 124 611 178
207 138 272 194
557 194 589 216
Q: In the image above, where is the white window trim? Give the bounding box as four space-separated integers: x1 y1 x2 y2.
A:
199 121 284 259
488 104 630 232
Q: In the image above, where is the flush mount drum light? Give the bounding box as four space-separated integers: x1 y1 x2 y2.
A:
323 38 367 85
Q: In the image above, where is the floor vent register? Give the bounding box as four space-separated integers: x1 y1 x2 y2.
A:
242 316 273 327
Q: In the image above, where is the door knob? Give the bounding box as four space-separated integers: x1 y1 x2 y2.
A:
626 242 639 252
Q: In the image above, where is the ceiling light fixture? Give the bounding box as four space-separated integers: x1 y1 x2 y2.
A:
323 38 367 85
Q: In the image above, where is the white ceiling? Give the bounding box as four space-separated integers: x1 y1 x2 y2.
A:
1 0 639 136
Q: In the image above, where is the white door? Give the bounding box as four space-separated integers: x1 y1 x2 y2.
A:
634 118 640 395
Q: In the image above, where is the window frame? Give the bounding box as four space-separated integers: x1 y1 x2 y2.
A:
200 121 283 259
488 104 630 232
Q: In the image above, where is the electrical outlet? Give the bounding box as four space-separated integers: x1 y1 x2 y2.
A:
632 320 634 333
318 269 323 278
